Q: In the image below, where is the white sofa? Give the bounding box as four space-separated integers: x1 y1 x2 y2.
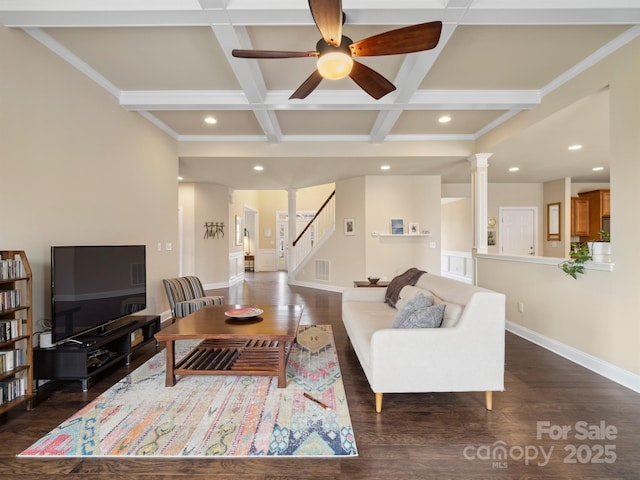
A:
342 272 506 413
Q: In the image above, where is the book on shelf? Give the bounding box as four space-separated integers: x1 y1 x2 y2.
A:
0 256 24 279
0 290 22 311
0 319 23 342
0 348 25 373
130 328 144 347
0 377 26 405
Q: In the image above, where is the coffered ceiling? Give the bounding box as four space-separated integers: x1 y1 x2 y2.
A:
2 1 639 189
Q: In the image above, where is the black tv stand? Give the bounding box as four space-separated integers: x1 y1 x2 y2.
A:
98 316 137 336
34 314 161 391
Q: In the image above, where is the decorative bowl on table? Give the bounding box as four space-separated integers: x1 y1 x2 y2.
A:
367 277 380 285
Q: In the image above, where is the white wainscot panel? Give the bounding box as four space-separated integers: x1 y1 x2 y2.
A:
441 251 473 284
257 249 277 272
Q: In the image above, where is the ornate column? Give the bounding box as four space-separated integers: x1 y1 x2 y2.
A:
469 153 492 256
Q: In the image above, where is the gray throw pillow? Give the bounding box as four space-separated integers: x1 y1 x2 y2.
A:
392 293 445 329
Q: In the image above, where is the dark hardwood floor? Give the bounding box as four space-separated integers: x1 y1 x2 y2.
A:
2 271 639 479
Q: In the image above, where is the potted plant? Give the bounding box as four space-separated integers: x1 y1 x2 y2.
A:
589 229 611 262
559 242 592 279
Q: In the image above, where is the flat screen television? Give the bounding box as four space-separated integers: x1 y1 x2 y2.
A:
51 245 147 344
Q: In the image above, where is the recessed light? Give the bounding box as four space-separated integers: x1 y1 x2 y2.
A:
177 176 183 181
592 166 604 171
568 144 582 151
380 165 391 171
438 115 451 124
253 165 264 171
204 116 217 125
508 167 520 172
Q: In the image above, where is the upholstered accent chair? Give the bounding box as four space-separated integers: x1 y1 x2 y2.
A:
162 276 225 319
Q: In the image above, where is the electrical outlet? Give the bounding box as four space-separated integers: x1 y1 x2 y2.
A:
157 242 162 252
166 242 172 251
518 302 524 313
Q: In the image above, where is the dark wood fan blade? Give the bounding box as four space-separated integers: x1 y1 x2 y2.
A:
349 21 442 57
290 70 324 99
308 0 343 47
232 49 318 59
349 61 396 100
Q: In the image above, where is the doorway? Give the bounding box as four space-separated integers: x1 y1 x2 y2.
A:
276 211 316 270
499 207 538 256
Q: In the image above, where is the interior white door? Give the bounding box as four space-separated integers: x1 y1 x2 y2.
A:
276 211 316 270
500 207 537 255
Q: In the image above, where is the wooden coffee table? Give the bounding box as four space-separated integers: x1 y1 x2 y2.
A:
155 304 302 388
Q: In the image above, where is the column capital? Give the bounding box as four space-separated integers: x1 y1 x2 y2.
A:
468 153 493 169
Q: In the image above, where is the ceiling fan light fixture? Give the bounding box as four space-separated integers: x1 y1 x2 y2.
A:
317 51 353 80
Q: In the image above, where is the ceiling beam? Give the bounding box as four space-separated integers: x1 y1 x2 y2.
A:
119 89 541 111
3 2 640 27
212 24 282 144
370 21 459 142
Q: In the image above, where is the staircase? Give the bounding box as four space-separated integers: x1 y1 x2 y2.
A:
289 190 335 277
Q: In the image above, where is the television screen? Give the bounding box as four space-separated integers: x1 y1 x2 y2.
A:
51 245 147 344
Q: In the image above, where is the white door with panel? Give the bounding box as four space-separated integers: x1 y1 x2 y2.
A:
499 207 537 256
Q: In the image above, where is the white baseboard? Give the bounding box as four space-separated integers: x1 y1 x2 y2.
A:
160 310 173 325
506 320 640 394
288 279 344 293
202 276 243 291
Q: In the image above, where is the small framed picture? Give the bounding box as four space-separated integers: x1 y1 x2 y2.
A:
409 222 419 234
344 218 355 236
391 218 404 235
488 229 496 246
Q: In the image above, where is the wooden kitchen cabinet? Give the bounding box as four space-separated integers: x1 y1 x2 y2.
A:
577 189 610 242
571 197 590 236
601 190 610 217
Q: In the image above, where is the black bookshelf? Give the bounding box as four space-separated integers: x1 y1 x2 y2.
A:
34 315 160 391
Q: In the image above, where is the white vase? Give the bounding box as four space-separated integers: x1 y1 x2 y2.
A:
588 241 612 263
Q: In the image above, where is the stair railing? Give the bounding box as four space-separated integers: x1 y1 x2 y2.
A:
290 190 336 273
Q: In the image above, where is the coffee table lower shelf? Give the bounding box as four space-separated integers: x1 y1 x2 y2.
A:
173 338 294 388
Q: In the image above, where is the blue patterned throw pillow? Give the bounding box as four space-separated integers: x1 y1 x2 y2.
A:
392 293 445 329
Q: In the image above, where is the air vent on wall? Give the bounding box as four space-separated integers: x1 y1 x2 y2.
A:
315 259 330 281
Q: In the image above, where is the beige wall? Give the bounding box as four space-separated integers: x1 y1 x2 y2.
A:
365 176 442 278
542 177 570 258
441 198 472 252
1 26 179 321
477 37 640 377
294 177 365 285
295 175 442 287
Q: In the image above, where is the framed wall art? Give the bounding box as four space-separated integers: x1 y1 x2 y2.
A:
391 218 404 235
344 218 355 236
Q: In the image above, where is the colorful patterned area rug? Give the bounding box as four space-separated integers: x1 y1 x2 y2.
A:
19 325 357 458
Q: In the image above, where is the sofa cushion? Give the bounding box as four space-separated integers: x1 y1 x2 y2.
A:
395 285 433 310
395 285 463 327
438 301 463 328
342 300 397 372
392 293 445 329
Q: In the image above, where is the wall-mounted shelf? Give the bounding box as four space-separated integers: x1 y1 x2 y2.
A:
376 233 432 237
